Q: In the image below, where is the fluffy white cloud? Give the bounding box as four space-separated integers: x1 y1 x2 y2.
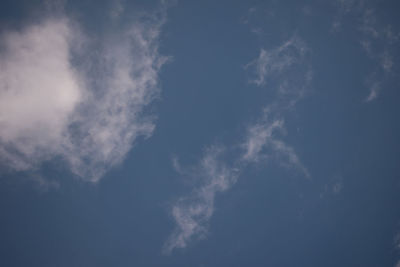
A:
0 18 83 172
0 9 166 182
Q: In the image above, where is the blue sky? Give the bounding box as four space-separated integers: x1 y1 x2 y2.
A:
0 0 400 266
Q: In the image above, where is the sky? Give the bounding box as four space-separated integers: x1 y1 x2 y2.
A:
0 0 400 266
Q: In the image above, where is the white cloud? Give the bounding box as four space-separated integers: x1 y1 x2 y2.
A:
246 36 312 111
0 18 83 171
242 116 284 162
332 0 399 102
165 112 310 253
165 36 312 253
0 8 167 182
246 36 307 87
164 146 239 254
243 35 311 176
269 139 310 178
365 80 380 102
242 110 309 178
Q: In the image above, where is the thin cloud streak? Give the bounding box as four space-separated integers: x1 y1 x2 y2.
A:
165 35 312 253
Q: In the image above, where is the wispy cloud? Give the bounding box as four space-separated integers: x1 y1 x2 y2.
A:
165 35 312 253
243 34 311 176
365 79 381 102
394 231 400 251
332 0 399 102
242 113 284 162
0 5 168 182
331 0 364 32
163 146 239 254
319 174 343 198
246 35 312 109
166 112 310 253
110 0 125 19
241 109 310 178
245 36 307 87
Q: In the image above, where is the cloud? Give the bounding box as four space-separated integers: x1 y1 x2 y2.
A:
242 113 284 162
365 80 381 102
0 7 167 182
110 0 125 19
246 36 312 109
331 0 364 32
380 50 393 73
319 174 343 198
163 146 239 254
332 0 399 102
332 182 342 194
394 231 400 251
165 36 312 253
166 114 309 253
245 36 308 87
242 109 310 178
0 18 83 172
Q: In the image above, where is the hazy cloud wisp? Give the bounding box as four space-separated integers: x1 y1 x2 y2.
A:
165 35 312 253
332 0 400 101
163 146 239 254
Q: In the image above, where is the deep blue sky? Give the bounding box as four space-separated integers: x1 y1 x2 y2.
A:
0 0 400 266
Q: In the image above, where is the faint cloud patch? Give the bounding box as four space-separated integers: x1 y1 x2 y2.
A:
245 35 312 108
245 36 307 87
332 0 400 102
319 174 343 198
332 181 343 194
110 0 125 19
394 232 400 251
